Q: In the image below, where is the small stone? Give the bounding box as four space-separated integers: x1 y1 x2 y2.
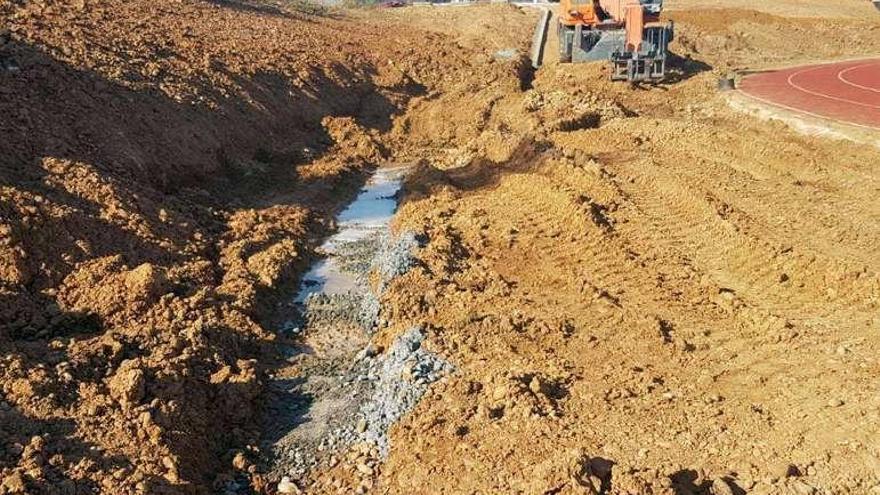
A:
356 419 367 433
827 398 844 408
529 376 542 394
277 476 299 494
710 478 735 495
356 463 373 476
139 411 152 428
788 480 816 495
770 462 799 480
107 361 146 406
719 289 736 301
492 385 507 401
232 452 248 470
0 472 26 493
364 344 379 358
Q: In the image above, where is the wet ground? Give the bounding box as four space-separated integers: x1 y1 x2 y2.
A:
261 166 450 493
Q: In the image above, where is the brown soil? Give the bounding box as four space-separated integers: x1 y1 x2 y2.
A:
304 5 880 495
0 1 532 493
2 1 880 495
667 0 879 19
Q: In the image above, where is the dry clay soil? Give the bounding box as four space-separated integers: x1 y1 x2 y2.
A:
2 0 880 494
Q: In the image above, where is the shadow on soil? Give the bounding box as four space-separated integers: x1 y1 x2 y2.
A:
259 376 313 446
670 469 747 495
627 51 712 89
400 138 553 205
578 458 746 495
664 52 713 84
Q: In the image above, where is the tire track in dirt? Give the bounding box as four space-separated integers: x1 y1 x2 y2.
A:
380 137 880 493
665 121 880 262
619 155 876 322
479 161 693 324
596 118 880 325
310 5 880 494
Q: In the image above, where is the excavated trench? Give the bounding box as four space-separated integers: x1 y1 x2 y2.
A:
260 165 450 492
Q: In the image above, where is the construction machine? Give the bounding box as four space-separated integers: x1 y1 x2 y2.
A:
558 0 674 82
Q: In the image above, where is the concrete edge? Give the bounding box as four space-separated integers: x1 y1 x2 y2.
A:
529 8 551 69
726 90 880 149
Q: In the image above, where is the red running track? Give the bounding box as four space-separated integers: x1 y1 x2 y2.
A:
739 59 880 130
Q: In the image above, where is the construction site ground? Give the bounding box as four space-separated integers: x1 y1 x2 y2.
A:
1 1 880 494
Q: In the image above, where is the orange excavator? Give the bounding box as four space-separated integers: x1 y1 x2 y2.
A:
558 0 673 82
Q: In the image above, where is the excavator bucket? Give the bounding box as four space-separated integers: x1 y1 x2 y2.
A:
610 22 673 82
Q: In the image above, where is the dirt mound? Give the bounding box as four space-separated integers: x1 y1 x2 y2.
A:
0 0 531 493
669 8 880 70
668 0 877 19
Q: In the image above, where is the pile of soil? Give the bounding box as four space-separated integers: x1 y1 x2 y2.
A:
0 1 533 493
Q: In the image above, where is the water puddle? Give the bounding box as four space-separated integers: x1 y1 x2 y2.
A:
294 166 408 303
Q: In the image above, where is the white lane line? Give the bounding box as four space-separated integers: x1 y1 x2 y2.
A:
838 63 880 94
736 90 880 131
786 64 880 110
